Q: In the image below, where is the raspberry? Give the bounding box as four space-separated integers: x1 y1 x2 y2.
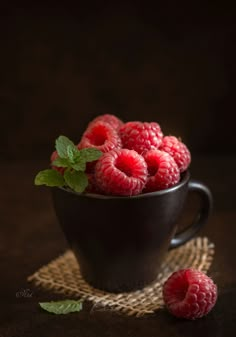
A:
159 136 191 172
119 121 163 154
163 269 217 320
85 173 101 194
50 150 58 163
143 150 180 192
78 121 122 153
50 150 65 174
88 114 124 130
95 149 148 196
85 161 97 174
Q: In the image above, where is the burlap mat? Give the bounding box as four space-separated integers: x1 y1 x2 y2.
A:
28 237 214 317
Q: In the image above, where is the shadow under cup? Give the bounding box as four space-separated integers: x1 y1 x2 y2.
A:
51 171 213 293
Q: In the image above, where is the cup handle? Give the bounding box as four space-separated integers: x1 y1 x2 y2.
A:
170 179 213 249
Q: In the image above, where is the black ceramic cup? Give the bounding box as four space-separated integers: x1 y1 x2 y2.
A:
52 171 212 293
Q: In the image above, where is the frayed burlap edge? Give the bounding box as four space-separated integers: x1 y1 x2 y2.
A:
28 237 214 317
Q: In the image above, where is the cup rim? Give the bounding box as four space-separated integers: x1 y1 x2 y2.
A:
56 170 190 200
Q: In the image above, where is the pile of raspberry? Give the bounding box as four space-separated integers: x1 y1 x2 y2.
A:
51 115 218 320
58 114 191 196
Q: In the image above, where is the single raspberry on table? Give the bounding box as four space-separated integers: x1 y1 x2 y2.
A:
50 150 65 174
143 149 180 192
88 114 124 130
95 149 148 196
119 121 163 154
159 136 191 172
78 121 122 153
163 268 217 320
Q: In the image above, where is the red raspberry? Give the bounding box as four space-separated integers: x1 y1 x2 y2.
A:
163 269 217 320
119 121 163 154
50 151 65 174
78 121 122 153
88 114 124 130
95 149 148 196
85 173 101 194
85 161 97 174
159 136 191 172
143 150 180 192
50 150 58 163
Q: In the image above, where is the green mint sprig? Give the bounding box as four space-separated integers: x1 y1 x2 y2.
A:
39 299 83 314
34 135 102 193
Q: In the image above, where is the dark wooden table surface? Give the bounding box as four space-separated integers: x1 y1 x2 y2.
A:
1 155 236 337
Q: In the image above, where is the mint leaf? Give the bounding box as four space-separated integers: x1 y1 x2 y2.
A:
55 136 76 159
35 135 102 193
64 170 88 193
34 169 64 187
79 148 102 162
71 159 86 172
67 144 80 163
52 157 71 168
39 299 83 315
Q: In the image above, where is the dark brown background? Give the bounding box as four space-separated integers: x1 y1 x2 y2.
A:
1 3 236 160
1 3 236 337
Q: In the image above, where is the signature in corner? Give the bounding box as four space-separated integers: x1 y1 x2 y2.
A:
16 288 33 298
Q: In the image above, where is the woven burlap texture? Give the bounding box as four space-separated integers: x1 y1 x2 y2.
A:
28 236 214 317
